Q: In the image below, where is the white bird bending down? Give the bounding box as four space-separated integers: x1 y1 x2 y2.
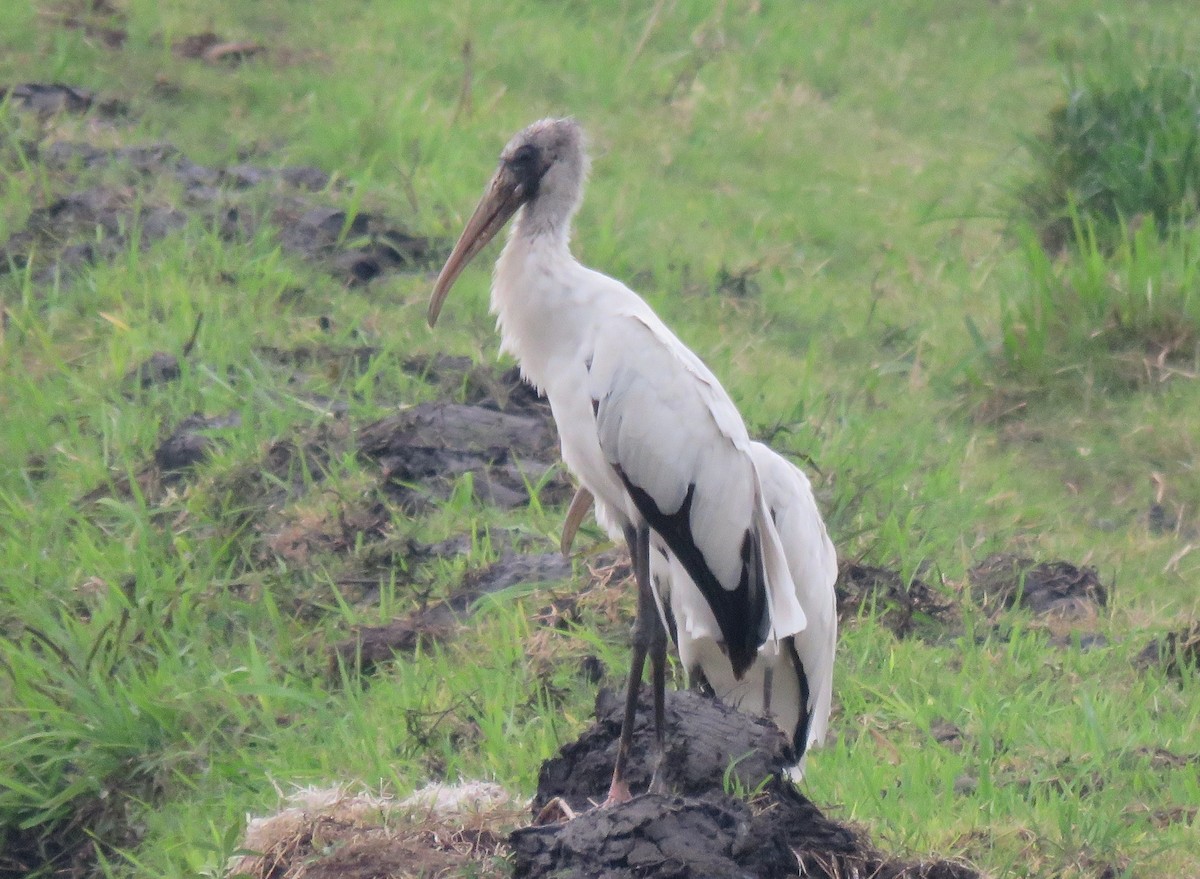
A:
562 441 838 779
428 118 807 806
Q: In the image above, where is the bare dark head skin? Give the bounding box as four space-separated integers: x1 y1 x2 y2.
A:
428 118 588 326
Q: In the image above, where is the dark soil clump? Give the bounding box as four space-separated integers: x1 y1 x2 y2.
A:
970 554 1107 618
153 411 241 474
836 561 954 637
514 689 979 879
1 82 98 115
1 114 441 285
532 689 792 815
358 401 569 511
331 552 573 674
1136 621 1200 679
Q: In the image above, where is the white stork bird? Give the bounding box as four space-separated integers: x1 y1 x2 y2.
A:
562 441 838 778
428 118 808 804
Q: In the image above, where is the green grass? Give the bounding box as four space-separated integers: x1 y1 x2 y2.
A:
1021 24 1200 253
3 1 1200 877
995 215 1200 393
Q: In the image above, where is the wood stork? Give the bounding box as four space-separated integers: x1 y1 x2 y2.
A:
562 441 837 779
428 118 808 805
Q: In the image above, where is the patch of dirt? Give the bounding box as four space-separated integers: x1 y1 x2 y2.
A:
1135 621 1200 679
0 790 140 879
0 182 186 281
836 561 955 637
0 106 441 284
358 400 570 511
969 554 1108 618
513 688 979 879
1 82 99 114
210 423 345 518
331 552 574 674
76 410 242 507
153 411 241 473
41 2 129 51
121 313 204 393
403 354 549 416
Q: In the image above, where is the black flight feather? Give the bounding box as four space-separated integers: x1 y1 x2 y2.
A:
615 467 768 678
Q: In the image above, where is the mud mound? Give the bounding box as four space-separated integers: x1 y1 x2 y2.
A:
969 554 1107 618
1136 622 1200 679
515 689 978 879
358 401 570 511
836 561 954 637
533 689 792 814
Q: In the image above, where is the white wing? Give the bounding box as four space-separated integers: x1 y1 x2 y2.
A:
751 442 838 752
586 312 804 673
661 441 837 773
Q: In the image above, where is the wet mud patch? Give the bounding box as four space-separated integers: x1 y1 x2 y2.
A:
836 561 955 637
330 552 573 674
1 109 441 284
77 410 243 508
0 182 187 281
40 1 129 51
0 83 124 115
120 313 204 393
208 423 346 519
1135 621 1200 679
403 354 550 416
514 689 978 879
153 411 242 474
969 554 1108 619
358 401 570 511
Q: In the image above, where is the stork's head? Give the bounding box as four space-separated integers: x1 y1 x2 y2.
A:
428 118 588 326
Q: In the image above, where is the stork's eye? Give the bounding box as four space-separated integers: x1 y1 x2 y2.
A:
510 144 540 172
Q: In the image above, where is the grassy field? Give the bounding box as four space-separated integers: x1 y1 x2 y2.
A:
2 1 1199 876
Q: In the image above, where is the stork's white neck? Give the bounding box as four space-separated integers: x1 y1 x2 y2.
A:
490 214 589 393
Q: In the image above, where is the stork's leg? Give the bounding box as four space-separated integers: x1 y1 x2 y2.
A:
646 546 669 794
604 524 657 806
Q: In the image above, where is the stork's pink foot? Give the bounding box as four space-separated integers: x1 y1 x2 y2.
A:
600 777 633 808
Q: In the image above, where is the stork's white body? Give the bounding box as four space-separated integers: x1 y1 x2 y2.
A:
428 118 830 801
493 232 807 651
657 442 837 775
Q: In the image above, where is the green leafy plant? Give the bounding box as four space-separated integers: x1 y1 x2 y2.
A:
1023 35 1200 252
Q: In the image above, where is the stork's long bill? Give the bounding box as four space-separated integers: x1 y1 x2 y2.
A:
428 167 521 326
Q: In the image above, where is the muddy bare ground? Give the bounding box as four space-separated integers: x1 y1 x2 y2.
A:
969 554 1108 619
513 689 978 879
836 560 955 637
1136 621 1200 679
331 552 574 673
358 398 571 511
0 84 441 285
